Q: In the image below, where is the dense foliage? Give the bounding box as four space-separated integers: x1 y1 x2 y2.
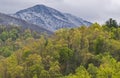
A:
0 22 120 78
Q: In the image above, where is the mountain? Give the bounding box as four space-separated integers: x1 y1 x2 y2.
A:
0 12 53 34
12 5 92 31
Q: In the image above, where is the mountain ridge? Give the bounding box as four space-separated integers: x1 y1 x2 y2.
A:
12 4 92 31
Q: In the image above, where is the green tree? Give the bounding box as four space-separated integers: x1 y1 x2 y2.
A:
9 29 19 40
66 66 91 78
105 18 118 28
87 64 98 78
59 47 73 75
24 54 44 78
0 31 9 41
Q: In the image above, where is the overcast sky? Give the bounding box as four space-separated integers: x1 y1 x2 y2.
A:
0 0 120 24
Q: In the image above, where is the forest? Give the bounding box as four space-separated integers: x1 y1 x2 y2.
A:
0 18 120 78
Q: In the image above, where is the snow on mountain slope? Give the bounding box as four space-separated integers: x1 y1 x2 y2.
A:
12 4 92 31
0 12 53 34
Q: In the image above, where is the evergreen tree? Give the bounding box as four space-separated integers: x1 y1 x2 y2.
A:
105 18 118 28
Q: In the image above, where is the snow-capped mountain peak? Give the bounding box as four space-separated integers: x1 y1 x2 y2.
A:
12 4 92 31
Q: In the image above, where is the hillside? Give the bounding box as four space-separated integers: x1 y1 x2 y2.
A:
0 23 120 78
0 12 53 34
